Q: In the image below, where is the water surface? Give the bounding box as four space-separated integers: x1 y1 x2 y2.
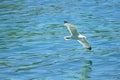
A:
0 0 120 80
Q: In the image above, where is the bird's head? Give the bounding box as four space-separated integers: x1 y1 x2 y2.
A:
64 21 68 23
64 21 69 27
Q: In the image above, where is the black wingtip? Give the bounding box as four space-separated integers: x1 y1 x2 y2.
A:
64 21 68 23
87 47 92 50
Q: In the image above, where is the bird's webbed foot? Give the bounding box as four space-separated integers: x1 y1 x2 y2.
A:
64 36 71 40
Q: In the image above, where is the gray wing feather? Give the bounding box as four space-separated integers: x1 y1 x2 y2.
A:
77 38 91 49
64 23 79 36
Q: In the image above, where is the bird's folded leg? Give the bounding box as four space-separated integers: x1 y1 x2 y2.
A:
64 36 71 40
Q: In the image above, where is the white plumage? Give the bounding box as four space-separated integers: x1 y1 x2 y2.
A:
64 21 92 50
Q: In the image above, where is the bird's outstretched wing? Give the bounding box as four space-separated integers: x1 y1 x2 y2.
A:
77 38 91 50
64 22 79 36
64 21 92 50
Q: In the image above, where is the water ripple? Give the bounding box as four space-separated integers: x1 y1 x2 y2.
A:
0 0 120 80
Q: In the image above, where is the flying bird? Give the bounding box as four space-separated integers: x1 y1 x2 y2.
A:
64 21 92 50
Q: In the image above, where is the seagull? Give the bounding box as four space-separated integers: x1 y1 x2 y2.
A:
64 21 92 50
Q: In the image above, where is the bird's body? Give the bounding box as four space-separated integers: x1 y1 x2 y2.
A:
64 21 92 50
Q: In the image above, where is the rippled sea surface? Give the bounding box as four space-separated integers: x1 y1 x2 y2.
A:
0 0 120 80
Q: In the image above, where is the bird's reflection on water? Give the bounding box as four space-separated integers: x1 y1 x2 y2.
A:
68 57 92 80
78 57 92 80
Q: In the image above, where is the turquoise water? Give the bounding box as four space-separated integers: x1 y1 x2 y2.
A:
0 0 120 80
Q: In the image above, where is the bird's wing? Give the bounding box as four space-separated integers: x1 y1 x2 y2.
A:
64 23 79 36
77 38 91 50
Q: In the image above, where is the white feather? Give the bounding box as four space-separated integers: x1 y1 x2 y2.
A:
64 21 92 50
